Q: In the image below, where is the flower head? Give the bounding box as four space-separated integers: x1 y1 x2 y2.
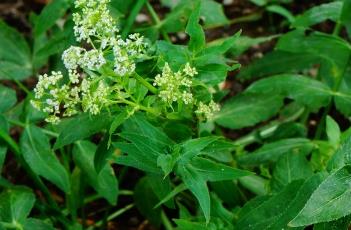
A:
195 101 220 120
154 63 196 105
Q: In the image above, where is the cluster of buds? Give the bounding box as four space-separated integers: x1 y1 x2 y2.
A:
195 101 221 120
154 63 196 105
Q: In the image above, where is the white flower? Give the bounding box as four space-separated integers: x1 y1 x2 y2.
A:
195 101 220 120
79 49 106 70
62 46 84 70
154 63 197 105
73 0 118 42
183 62 198 77
69 69 80 84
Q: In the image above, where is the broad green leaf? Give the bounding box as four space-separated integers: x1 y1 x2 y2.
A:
327 135 351 171
214 93 284 129
190 157 251 181
155 183 187 208
290 166 351 226
266 173 327 230
271 152 313 191
54 112 112 149
0 85 16 113
238 51 322 80
160 0 194 33
181 136 219 161
176 164 211 223
34 0 70 36
249 0 267 6
292 2 343 28
314 215 351 230
246 74 332 110
341 0 351 37
123 114 174 146
23 218 55 230
147 175 174 208
200 0 229 27
113 142 161 174
185 2 205 53
236 180 304 229
276 30 351 88
20 125 70 192
134 177 162 227
0 21 32 80
73 141 118 205
0 188 35 224
239 175 268 196
238 138 313 166
266 5 295 23
326 116 341 147
156 41 190 70
228 35 277 57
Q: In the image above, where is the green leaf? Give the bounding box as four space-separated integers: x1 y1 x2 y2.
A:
0 21 32 80
290 166 351 227
276 30 351 88
238 138 313 166
246 74 332 110
134 177 162 227
0 85 16 113
341 0 351 37
34 0 70 36
176 164 211 223
0 147 6 174
266 5 295 23
190 157 251 181
73 141 118 205
200 0 229 27
266 173 327 230
326 116 341 147
215 93 283 129
185 1 205 53
327 135 351 171
156 41 190 70
236 180 304 229
238 51 322 80
271 152 313 191
313 215 351 230
229 35 277 57
292 2 343 28
23 218 55 230
54 112 112 149
20 125 70 192
0 188 35 224
181 136 219 161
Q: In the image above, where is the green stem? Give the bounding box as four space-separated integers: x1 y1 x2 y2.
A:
7 119 59 137
14 80 31 96
161 210 173 230
91 204 135 228
134 73 158 94
203 11 263 30
121 0 147 38
234 106 305 146
333 21 342 36
145 1 171 42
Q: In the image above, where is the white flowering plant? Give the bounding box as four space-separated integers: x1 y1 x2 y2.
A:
1 0 351 229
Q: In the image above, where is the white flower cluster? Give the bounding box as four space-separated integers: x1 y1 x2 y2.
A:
195 101 220 120
153 63 196 105
31 71 110 123
62 46 106 70
73 0 118 42
112 33 146 76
